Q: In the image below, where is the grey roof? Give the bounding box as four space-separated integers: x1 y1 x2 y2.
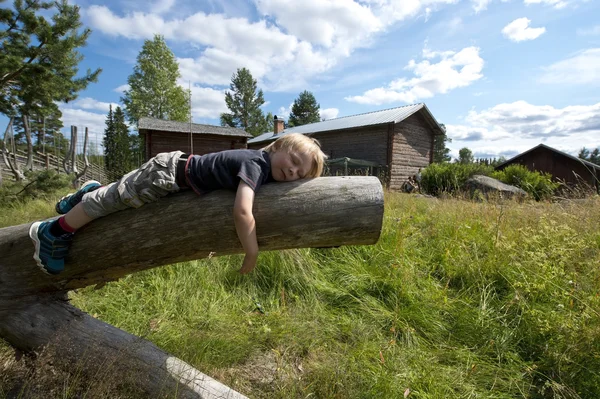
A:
138 117 252 138
496 143 600 171
248 103 444 145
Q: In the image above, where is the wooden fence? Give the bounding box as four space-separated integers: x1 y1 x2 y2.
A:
1 149 108 184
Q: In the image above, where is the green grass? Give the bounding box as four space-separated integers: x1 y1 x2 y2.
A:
2 188 600 398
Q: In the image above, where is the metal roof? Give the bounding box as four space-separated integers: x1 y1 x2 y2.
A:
496 143 600 171
138 117 252 138
248 103 444 145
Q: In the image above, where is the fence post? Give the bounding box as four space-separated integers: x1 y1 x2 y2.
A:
45 153 50 170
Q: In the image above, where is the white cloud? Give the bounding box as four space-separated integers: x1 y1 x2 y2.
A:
58 108 107 149
178 49 271 86
320 108 339 121
64 97 119 113
577 25 600 36
151 0 175 14
539 48 600 85
502 18 546 42
187 84 228 119
84 1 457 91
446 101 600 157
254 0 382 52
114 84 130 94
523 0 569 9
345 46 484 105
471 0 491 12
275 103 293 120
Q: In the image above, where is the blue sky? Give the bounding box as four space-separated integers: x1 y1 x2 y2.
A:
10 0 600 159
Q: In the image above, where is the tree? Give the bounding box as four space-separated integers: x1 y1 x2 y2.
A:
433 123 452 163
579 147 590 161
590 148 600 165
578 147 600 165
220 68 266 136
121 35 189 126
1 0 101 174
458 147 474 164
103 105 133 180
263 111 274 133
288 91 320 127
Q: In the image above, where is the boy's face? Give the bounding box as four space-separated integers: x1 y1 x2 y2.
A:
270 150 313 182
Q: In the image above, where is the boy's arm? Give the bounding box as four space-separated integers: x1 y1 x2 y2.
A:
234 181 259 274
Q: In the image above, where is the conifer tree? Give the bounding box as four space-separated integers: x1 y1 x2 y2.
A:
588 148 600 165
103 105 116 175
103 106 132 180
288 91 320 127
220 68 266 136
1 0 101 173
433 124 452 163
579 148 590 161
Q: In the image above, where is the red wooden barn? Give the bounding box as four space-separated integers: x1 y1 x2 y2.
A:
495 144 600 189
138 117 252 160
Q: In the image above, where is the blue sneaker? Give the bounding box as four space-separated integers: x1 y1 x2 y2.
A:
29 220 74 275
55 180 101 214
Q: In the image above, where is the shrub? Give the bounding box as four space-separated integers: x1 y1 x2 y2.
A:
491 164 559 201
421 163 494 196
0 170 72 207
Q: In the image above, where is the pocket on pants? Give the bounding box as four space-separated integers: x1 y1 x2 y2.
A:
152 169 179 192
117 180 145 208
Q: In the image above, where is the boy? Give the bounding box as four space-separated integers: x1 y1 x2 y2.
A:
30 133 327 276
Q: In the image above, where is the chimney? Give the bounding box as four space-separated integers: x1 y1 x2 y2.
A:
274 115 285 135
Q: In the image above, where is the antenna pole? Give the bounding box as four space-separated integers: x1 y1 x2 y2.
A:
189 81 193 154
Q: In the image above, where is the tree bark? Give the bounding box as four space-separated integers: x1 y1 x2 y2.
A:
23 114 33 171
0 176 384 397
72 127 89 188
2 117 25 181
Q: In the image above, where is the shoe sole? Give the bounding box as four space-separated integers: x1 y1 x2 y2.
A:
56 180 101 214
29 221 50 275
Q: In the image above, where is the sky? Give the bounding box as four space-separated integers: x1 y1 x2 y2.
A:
6 0 600 160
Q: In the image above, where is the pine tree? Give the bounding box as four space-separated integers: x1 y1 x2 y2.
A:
590 148 600 165
113 107 132 177
1 0 101 173
288 91 320 127
220 68 266 137
579 147 590 161
103 105 116 176
121 35 189 126
103 106 133 180
433 124 452 163
1 0 101 112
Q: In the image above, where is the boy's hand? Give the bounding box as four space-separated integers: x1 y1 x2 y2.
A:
239 252 258 274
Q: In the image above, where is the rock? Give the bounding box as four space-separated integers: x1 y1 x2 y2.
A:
464 175 527 200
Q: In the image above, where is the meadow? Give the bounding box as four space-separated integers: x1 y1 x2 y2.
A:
1 184 599 398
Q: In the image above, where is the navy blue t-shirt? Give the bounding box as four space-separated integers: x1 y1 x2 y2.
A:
186 149 273 194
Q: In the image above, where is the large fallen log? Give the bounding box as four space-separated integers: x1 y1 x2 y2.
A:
0 176 384 398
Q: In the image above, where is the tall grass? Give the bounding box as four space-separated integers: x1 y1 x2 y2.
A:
1 188 600 398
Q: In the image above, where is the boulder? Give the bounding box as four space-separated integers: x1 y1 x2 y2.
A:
464 175 527 200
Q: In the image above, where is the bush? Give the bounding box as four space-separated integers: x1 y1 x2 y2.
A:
0 170 72 207
492 164 559 201
421 163 494 196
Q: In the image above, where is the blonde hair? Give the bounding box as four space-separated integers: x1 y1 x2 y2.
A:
263 133 328 178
